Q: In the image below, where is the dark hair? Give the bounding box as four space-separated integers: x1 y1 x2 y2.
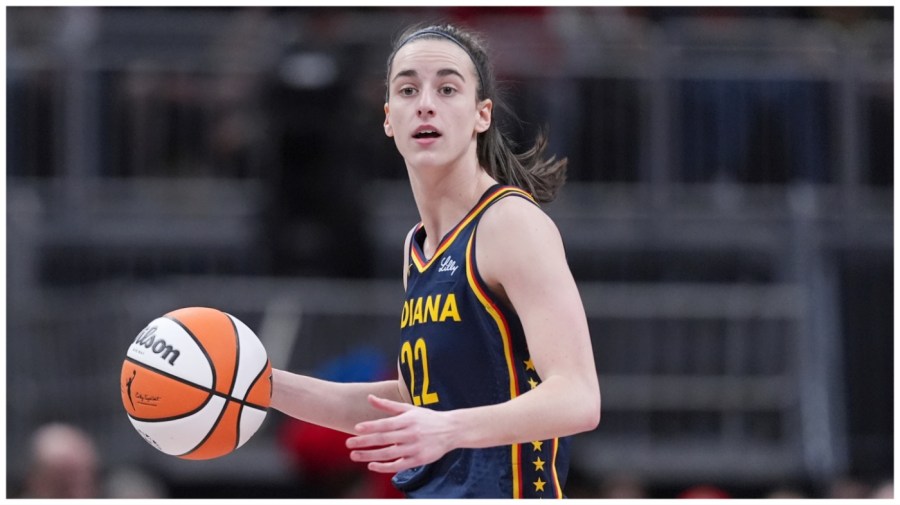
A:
385 23 567 203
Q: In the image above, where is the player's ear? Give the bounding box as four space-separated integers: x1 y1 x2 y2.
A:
475 98 492 134
384 102 393 138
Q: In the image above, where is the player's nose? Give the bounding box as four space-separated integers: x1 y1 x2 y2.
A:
416 91 436 117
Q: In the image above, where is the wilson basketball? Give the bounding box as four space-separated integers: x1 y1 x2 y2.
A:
120 307 272 460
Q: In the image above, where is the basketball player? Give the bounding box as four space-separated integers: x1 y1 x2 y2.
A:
271 23 600 498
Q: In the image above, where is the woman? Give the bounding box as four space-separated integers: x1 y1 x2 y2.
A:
271 23 600 498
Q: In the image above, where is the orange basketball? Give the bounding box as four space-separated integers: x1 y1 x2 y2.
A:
120 307 272 460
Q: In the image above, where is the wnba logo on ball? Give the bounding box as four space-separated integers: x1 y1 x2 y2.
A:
133 325 181 365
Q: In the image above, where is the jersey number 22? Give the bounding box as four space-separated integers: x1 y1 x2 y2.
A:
400 338 440 406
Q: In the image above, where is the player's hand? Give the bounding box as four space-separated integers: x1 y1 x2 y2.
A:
345 394 455 473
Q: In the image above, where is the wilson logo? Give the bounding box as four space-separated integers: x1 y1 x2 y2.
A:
133 325 181 365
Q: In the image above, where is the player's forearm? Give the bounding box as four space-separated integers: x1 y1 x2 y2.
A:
270 368 404 434
448 374 600 449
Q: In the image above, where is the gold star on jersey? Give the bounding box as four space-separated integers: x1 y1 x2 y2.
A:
519 357 565 497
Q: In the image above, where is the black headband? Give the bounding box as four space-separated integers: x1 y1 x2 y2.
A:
389 28 485 95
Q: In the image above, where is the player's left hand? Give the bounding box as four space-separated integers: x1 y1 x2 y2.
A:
346 394 455 473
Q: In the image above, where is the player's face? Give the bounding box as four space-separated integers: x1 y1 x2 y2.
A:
384 39 492 171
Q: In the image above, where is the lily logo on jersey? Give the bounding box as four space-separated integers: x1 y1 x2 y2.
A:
438 256 459 276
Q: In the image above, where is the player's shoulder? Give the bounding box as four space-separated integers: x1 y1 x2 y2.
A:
480 191 558 238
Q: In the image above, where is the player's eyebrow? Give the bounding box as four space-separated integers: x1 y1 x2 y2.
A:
392 68 467 82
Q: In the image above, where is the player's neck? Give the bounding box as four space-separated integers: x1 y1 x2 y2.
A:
407 166 496 259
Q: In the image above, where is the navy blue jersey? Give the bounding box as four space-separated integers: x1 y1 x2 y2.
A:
392 185 570 499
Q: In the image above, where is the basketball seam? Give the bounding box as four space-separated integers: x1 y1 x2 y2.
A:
179 397 231 458
225 314 242 454
165 315 217 393
246 359 272 407
124 356 268 412
225 314 241 399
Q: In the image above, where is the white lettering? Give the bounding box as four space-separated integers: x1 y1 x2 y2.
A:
438 256 459 276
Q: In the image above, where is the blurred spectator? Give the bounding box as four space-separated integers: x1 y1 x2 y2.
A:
869 480 893 499
103 466 169 498
19 423 100 498
599 473 648 499
828 476 871 498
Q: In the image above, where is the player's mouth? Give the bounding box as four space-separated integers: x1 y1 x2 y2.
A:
413 125 442 140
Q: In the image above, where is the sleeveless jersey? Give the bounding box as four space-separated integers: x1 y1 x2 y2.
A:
391 185 570 498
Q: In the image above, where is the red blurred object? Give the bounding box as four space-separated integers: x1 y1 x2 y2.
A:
677 485 731 499
279 418 403 498
281 420 357 478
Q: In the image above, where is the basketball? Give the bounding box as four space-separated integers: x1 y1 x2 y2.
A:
120 307 272 460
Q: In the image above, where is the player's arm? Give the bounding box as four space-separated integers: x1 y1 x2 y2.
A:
459 197 601 442
270 225 418 435
270 370 408 435
346 198 600 472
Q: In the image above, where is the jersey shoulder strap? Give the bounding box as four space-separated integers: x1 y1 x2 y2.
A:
403 222 422 289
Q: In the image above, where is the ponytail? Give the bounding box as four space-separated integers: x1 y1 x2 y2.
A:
479 117 567 204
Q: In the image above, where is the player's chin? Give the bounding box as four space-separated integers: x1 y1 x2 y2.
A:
407 153 449 172
404 148 447 167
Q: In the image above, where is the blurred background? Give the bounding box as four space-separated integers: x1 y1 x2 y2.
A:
6 5 893 499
